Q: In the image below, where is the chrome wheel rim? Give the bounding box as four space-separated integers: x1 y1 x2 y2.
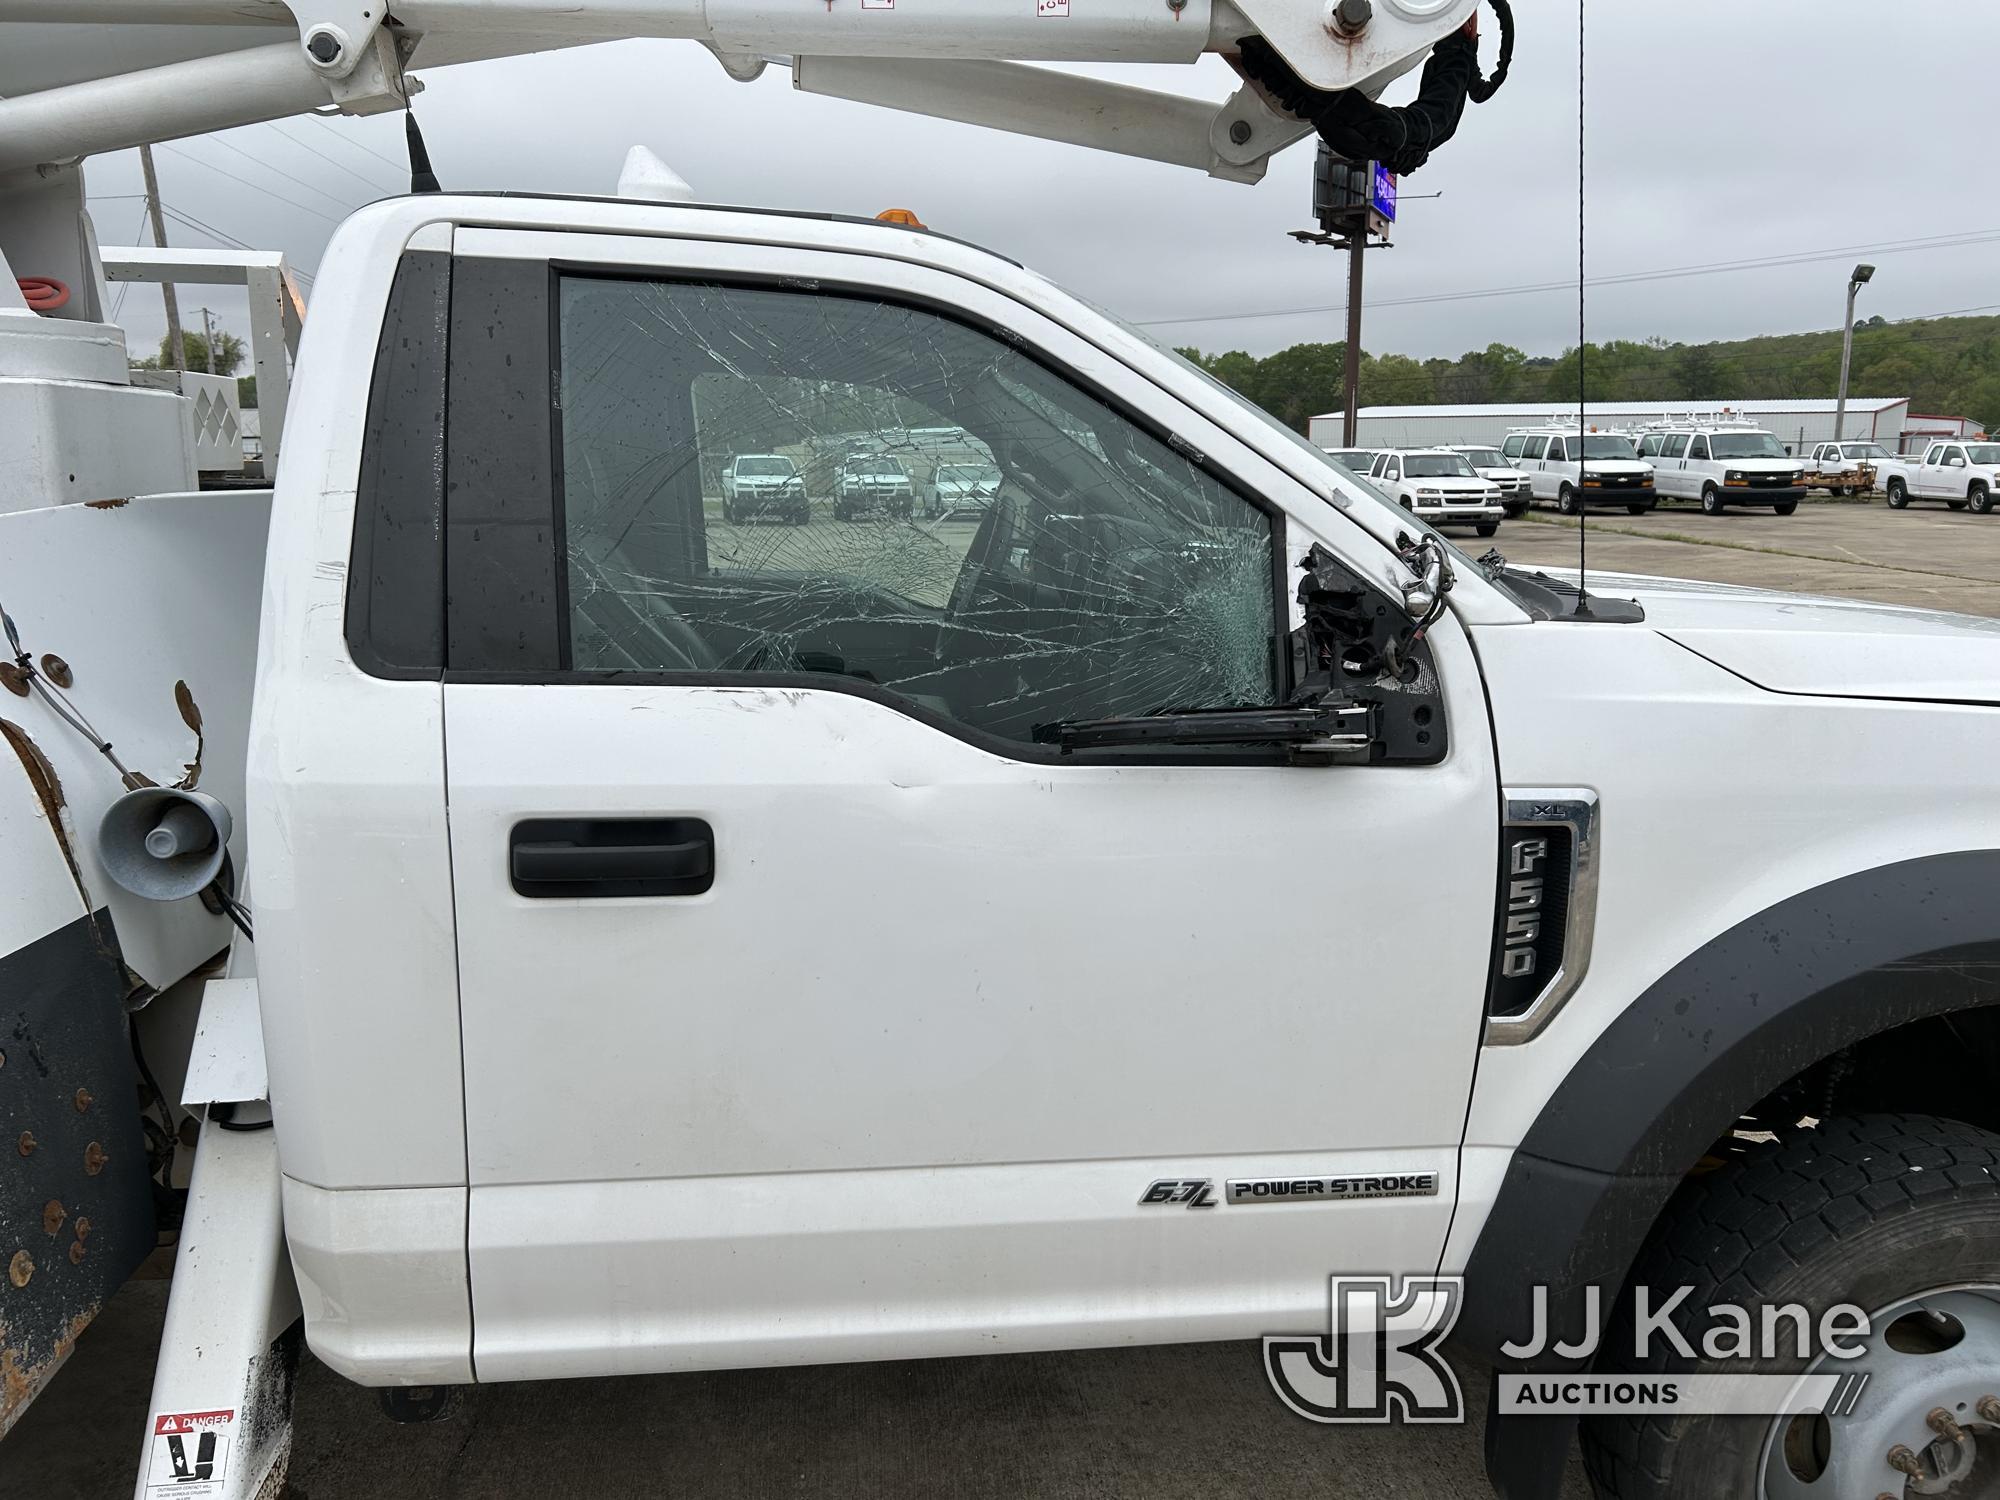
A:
1759 1287 2000 1498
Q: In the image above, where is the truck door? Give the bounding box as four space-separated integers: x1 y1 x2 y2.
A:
434 225 1500 1383
1928 445 1966 499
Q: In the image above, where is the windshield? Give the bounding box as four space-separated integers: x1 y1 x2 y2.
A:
1967 445 2000 465
938 464 1001 484
738 457 794 477
1841 443 1891 460
850 457 907 478
1709 432 1786 460
1405 454 1478 478
1577 436 1638 460
1458 448 1505 467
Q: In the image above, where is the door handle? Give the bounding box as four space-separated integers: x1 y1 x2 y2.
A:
510 818 714 898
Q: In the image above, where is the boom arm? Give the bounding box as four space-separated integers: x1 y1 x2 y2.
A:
0 0 1476 183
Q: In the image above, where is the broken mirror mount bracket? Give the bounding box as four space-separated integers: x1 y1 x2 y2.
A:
1291 542 1448 766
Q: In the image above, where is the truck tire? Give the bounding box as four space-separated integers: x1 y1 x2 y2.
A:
1948 500 1969 512
1886 479 1909 509
1626 503 1652 516
1559 484 1581 515
1476 521 1500 537
1700 485 1724 515
1773 501 1799 516
1581 1114 2000 1500
1973 484 1994 516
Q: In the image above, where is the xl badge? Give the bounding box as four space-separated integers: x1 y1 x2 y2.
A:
1140 1179 1218 1209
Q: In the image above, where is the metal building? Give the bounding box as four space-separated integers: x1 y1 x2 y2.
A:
1317 397 1918 455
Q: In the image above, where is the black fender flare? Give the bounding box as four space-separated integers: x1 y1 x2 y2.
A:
1452 850 2000 1500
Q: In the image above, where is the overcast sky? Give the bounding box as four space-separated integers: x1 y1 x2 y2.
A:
80 0 1999 367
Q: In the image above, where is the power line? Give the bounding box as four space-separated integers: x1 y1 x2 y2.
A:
160 204 317 291
264 119 401 197
108 206 150 322
156 144 343 224
198 131 359 214
308 114 409 175
1135 227 2000 330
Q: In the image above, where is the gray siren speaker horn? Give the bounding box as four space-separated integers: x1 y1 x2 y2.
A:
97 788 233 902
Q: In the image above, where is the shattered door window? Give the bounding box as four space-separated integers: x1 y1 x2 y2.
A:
555 276 1278 745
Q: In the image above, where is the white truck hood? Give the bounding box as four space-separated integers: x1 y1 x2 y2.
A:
1594 573 2000 705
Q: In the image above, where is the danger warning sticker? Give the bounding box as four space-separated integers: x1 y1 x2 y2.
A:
146 1411 234 1494
1038 0 1071 15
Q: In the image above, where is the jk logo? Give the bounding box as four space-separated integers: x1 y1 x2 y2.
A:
1264 1276 1465 1424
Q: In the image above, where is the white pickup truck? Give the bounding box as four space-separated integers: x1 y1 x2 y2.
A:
11 192 2000 1500
1875 440 2000 514
163 195 2000 1500
1804 439 1891 497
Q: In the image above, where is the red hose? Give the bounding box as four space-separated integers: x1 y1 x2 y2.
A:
18 277 71 313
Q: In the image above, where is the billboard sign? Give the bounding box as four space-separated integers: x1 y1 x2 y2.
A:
1371 162 1399 225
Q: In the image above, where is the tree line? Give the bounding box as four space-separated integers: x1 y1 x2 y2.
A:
1178 313 2000 437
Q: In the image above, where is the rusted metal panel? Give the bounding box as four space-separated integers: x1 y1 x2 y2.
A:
0 910 155 1437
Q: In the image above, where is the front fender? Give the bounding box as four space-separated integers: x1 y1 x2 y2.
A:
1454 850 2000 1499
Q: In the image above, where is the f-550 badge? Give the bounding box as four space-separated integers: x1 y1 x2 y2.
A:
1502 834 1549 979
1140 1179 1218 1209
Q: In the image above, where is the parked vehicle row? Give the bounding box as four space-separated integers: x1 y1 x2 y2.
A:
1323 423 1996 521
719 451 1008 525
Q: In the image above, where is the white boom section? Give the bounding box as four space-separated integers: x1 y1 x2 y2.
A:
0 0 1474 180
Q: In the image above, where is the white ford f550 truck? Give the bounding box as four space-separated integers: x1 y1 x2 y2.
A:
5 8 2000 1500
239 193 2000 1500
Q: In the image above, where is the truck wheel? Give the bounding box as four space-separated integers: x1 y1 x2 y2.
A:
1972 484 1994 516
1948 500 1969 512
1558 485 1581 515
1476 522 1499 537
1886 479 1909 509
1700 485 1724 515
1581 1114 2000 1500
1627 503 1652 516
1774 501 1799 516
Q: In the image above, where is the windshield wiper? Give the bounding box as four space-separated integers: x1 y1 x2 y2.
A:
1034 702 1376 761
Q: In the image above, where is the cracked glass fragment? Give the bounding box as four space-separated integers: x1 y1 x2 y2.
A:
556 277 1278 744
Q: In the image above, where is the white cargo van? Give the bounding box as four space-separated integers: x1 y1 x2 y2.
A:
1635 421 1807 514
1499 425 1658 514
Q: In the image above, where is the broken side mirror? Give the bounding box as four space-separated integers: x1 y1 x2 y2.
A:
1291 542 1446 766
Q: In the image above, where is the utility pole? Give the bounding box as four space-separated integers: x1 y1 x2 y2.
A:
200 307 217 373
1296 145 1396 452
138 145 186 373
1834 263 1876 443
1342 237 1366 447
